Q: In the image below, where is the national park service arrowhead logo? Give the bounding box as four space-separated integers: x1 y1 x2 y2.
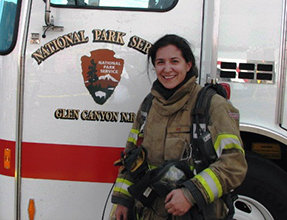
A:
81 49 124 105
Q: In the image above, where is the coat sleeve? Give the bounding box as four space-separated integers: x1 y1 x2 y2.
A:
183 94 247 208
111 103 145 208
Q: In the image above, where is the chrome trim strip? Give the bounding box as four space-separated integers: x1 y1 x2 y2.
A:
240 123 287 145
15 0 33 219
210 0 220 81
277 0 287 125
199 0 221 84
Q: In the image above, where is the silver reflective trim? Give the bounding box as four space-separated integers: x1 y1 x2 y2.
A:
140 110 148 132
141 110 148 118
200 171 219 199
216 137 242 157
114 182 129 192
128 131 138 140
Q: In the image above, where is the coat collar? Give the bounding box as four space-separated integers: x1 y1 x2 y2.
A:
151 76 198 116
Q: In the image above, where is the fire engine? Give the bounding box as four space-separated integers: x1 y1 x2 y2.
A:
0 0 286 219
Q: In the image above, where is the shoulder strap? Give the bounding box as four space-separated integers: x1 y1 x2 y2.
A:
192 83 227 172
140 93 154 133
193 83 227 137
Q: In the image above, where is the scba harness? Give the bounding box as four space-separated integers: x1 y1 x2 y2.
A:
115 83 235 219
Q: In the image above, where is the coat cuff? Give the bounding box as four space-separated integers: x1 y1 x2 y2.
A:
182 180 207 210
111 195 134 209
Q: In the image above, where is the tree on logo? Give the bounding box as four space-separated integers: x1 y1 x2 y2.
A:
87 59 98 86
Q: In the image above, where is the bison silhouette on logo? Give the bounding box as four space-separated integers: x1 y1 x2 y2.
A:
81 49 124 105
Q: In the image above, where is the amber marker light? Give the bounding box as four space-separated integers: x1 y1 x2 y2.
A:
4 148 11 169
28 199 36 220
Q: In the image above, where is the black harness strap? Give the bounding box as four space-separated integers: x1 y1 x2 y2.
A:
140 93 154 133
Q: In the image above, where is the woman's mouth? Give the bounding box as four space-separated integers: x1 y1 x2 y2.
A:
163 75 175 80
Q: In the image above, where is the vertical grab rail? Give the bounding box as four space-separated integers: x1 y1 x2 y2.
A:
277 0 287 127
16 0 33 218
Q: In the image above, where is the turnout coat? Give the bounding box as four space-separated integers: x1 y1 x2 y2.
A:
112 76 247 220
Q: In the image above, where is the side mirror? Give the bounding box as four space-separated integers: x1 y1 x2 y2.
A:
43 0 64 38
45 0 52 26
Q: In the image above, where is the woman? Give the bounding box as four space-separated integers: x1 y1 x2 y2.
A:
111 34 247 220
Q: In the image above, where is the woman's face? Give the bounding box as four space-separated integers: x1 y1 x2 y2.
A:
155 44 192 89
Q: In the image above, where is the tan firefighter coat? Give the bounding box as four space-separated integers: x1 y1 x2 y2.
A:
112 76 247 220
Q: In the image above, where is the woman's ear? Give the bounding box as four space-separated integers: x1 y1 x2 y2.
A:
186 61 192 72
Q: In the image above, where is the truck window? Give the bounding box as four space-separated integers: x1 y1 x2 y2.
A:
0 0 19 55
51 0 177 10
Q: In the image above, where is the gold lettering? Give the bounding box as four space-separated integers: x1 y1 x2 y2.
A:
128 36 137 48
100 30 108 41
45 41 55 53
81 110 118 122
78 30 89 43
57 36 67 49
81 110 88 120
93 111 101 121
54 109 79 120
31 49 45 65
73 32 82 44
142 41 152 54
100 111 106 121
108 30 116 42
41 47 51 57
51 39 60 51
128 36 152 54
92 29 102 41
63 33 74 46
135 38 144 50
120 112 135 123
115 31 126 45
92 29 126 45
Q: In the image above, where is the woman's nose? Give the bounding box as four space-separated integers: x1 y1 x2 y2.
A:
163 63 172 72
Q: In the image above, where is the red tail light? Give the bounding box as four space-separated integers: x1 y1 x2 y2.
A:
220 83 231 100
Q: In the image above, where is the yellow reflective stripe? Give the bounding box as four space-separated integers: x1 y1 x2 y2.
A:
115 178 133 186
194 168 222 203
224 143 244 153
114 178 133 197
148 165 157 170
127 128 140 145
205 168 223 198
214 134 244 157
114 187 131 197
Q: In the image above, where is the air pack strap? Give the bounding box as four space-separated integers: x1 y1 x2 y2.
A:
192 83 227 173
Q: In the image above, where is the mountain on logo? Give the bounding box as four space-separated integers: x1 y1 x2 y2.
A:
98 74 118 82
